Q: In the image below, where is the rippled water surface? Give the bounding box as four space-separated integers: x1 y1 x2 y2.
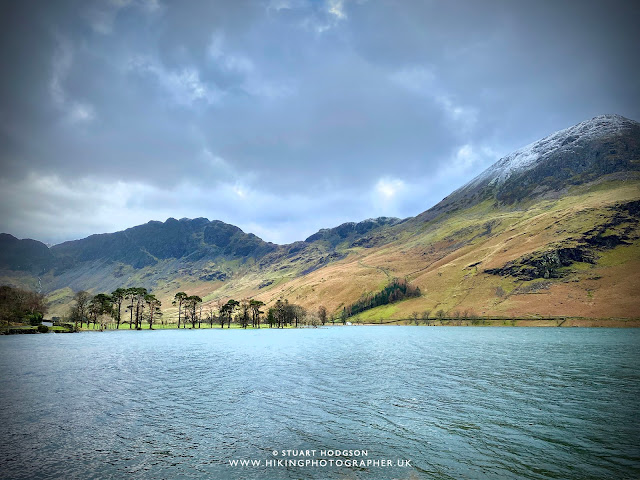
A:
1 327 639 479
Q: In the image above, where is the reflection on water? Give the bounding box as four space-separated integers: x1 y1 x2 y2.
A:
1 327 639 479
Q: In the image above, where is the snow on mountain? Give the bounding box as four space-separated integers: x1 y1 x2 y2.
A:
465 114 637 189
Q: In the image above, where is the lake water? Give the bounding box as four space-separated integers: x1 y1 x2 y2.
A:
1 327 639 479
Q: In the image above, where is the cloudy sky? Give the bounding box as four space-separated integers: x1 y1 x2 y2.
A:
1 0 638 245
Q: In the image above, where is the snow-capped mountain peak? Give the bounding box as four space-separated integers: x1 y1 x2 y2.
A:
471 114 637 188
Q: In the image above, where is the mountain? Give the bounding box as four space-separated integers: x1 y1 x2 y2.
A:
0 234 53 273
2 114 639 319
51 217 277 270
416 114 640 222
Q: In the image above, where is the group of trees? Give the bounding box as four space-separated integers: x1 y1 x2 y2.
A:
65 287 332 331
266 298 306 328
342 278 421 319
172 292 203 329
0 285 48 327
172 292 331 329
70 287 162 330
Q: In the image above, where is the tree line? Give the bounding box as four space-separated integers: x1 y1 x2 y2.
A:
173 292 332 329
342 278 421 319
0 285 48 328
69 287 161 330
66 288 333 331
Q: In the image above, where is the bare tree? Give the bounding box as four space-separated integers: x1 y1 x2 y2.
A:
71 291 91 330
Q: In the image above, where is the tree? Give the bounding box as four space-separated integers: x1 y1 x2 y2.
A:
144 293 162 330
318 305 327 326
274 298 287 328
421 310 431 326
111 288 126 329
239 299 251 328
307 311 319 328
184 295 202 328
173 292 188 329
221 299 239 328
125 288 136 329
129 287 148 329
292 304 306 328
71 291 91 330
216 299 226 328
206 304 216 328
249 299 265 328
0 285 48 328
89 293 113 330
341 278 422 319
266 308 275 328
411 311 419 325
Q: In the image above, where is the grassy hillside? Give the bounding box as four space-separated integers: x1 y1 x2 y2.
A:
198 178 640 321
44 177 637 322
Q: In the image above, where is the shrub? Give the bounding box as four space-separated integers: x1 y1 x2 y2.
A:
37 324 49 333
28 313 44 326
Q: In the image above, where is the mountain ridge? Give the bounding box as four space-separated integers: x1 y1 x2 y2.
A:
1 114 639 319
415 114 640 223
4 114 638 257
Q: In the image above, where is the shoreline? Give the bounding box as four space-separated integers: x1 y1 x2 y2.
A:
359 317 640 327
3 317 639 334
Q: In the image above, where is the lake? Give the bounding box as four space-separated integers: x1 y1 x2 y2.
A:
1 326 638 479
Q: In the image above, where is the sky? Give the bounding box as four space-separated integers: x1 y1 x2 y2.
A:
1 0 639 245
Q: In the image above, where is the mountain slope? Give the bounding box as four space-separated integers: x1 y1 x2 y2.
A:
241 114 640 319
416 114 640 223
0 234 53 273
1 114 639 320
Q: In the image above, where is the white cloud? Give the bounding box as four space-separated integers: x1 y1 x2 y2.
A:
68 104 96 123
208 32 255 74
50 40 72 106
49 38 96 124
390 66 436 96
128 57 222 106
167 68 218 104
207 32 293 100
328 0 347 20
272 0 348 33
391 65 477 131
454 144 476 169
375 177 404 199
435 95 478 131
433 143 500 181
0 173 363 245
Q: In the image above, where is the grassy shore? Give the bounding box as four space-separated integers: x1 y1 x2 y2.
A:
77 322 299 331
4 317 639 334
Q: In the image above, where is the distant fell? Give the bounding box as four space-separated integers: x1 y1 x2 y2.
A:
417 114 640 222
1 114 639 320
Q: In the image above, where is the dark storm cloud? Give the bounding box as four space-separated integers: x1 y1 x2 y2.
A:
1 0 639 244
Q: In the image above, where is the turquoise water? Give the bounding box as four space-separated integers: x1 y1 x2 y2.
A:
0 326 638 479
